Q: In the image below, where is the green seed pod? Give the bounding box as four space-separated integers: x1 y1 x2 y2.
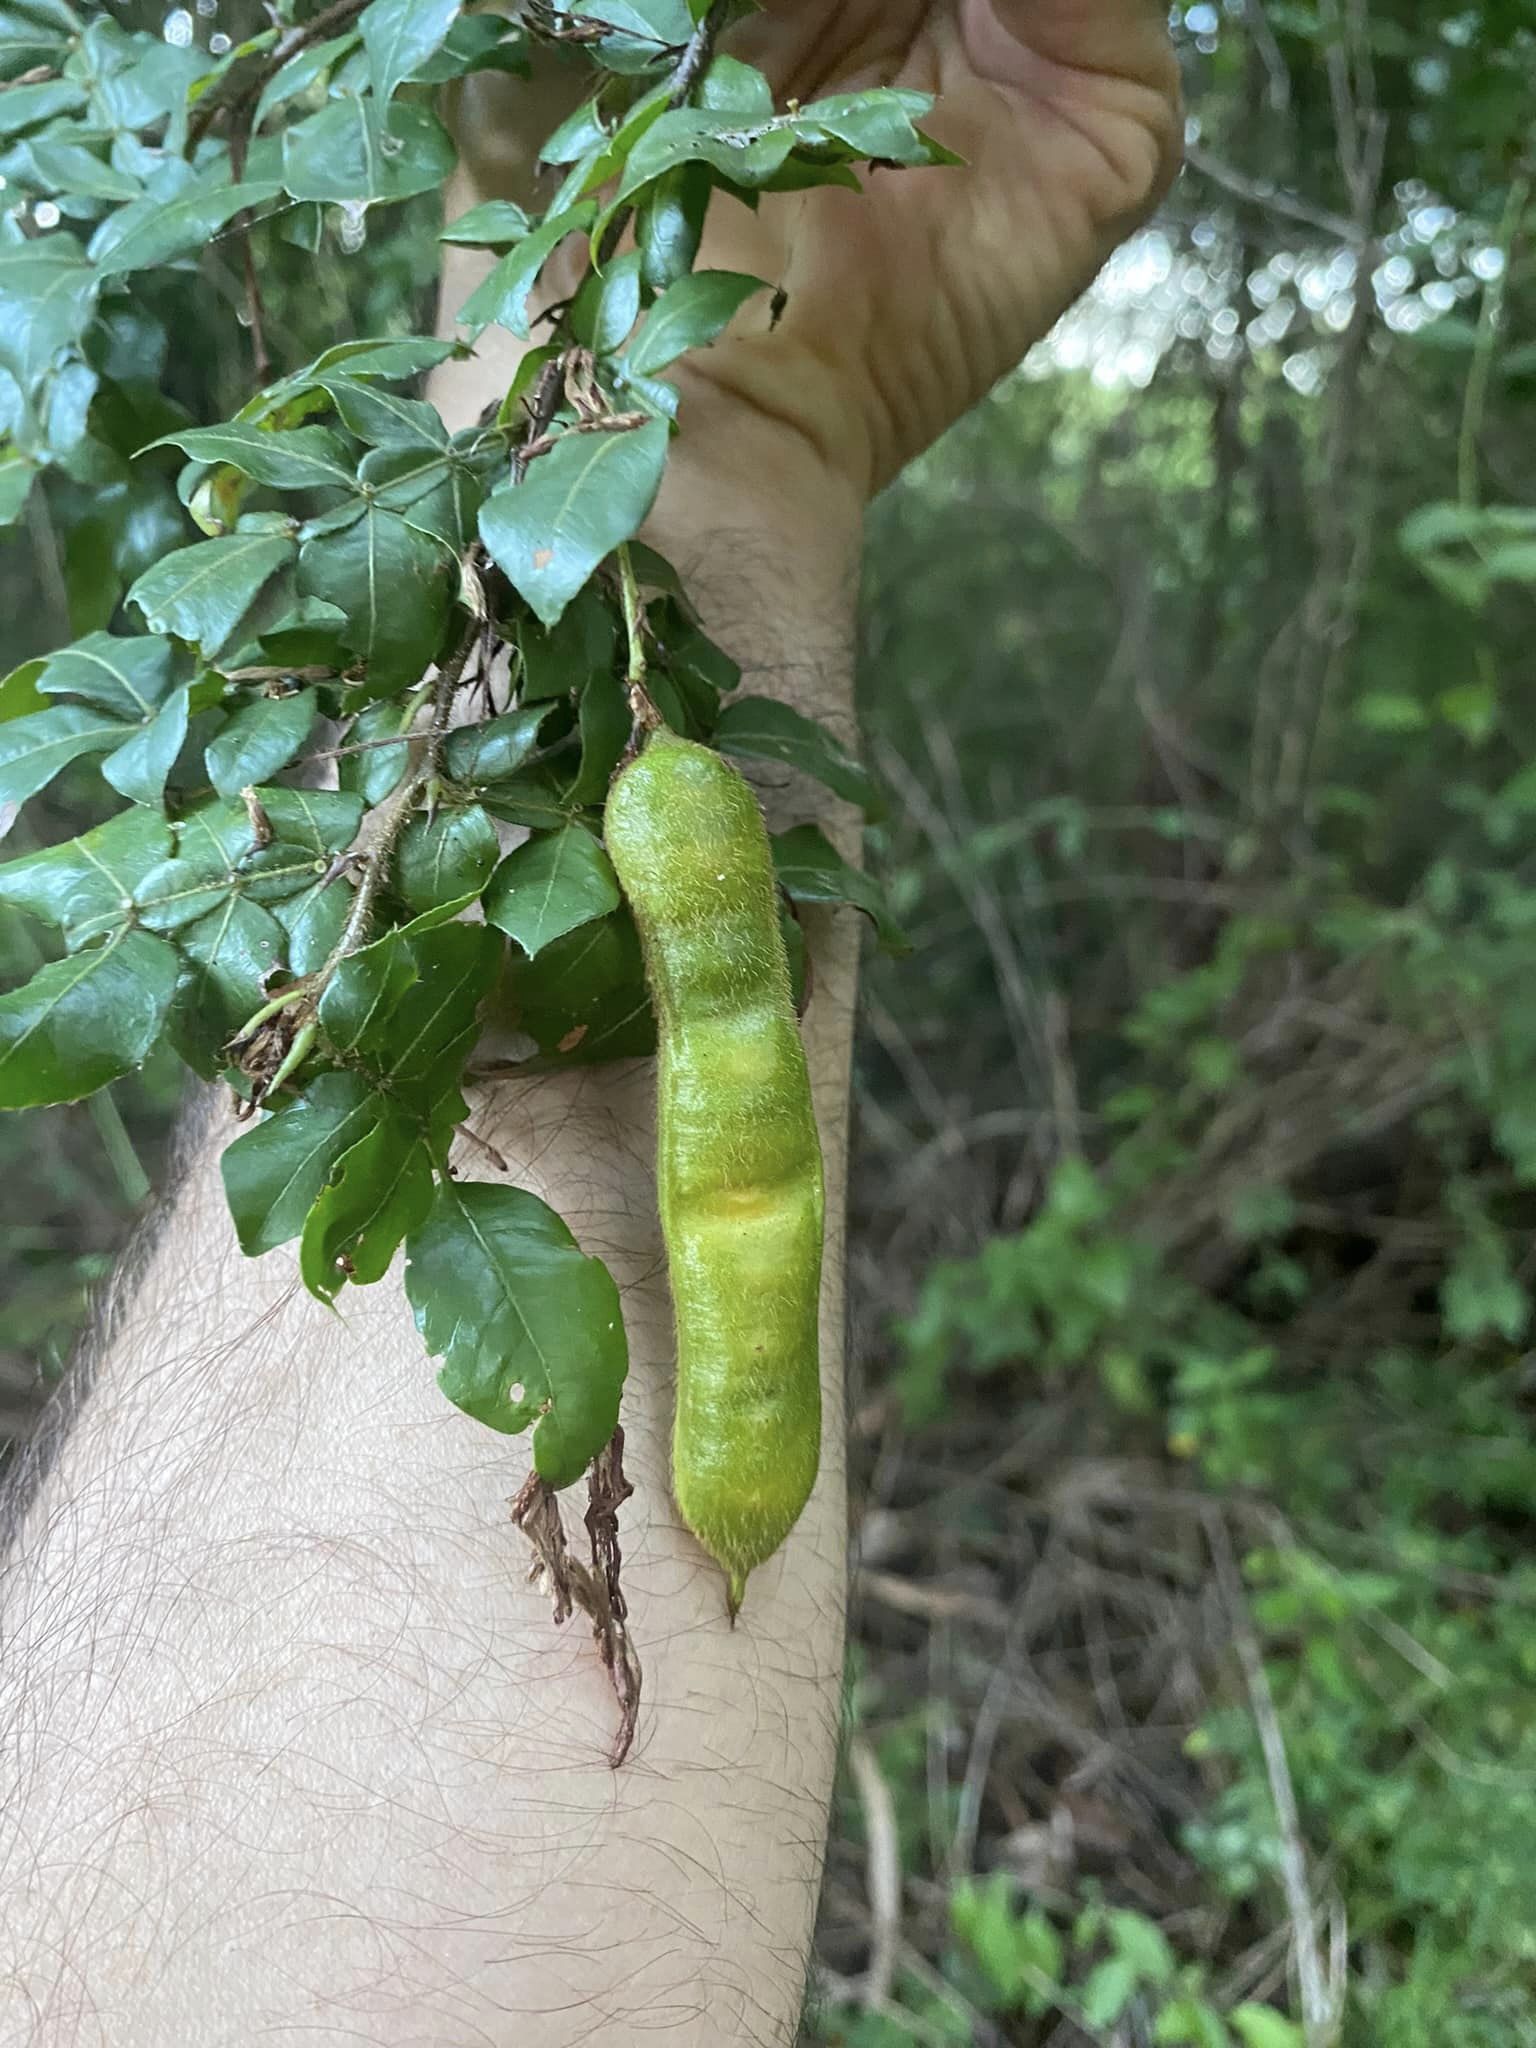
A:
605 729 824 1611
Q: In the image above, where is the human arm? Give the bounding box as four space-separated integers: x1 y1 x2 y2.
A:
0 7 1179 2044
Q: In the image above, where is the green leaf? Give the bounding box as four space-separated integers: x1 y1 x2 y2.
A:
591 248 643 357
252 29 361 131
484 824 619 959
395 804 500 913
627 269 767 375
772 823 909 953
206 691 318 798
258 787 364 858
0 805 171 947
1229 2009 1303 2048
355 442 481 555
101 680 189 806
0 928 179 1109
615 107 796 203
128 531 296 659
405 1179 628 1485
323 379 448 450
339 696 415 805
480 418 669 628
439 198 531 247
793 87 939 162
634 162 710 293
92 180 283 277
297 504 450 692
37 632 178 718
0 236 98 388
369 921 501 1102
504 907 654 1064
715 696 881 815
282 95 456 205
172 895 288 1070
300 1107 434 1302
1106 1910 1177 1986
0 658 46 723
221 1071 383 1256
444 705 549 787
1079 1956 1139 2030
275 875 350 975
155 424 357 492
563 669 629 806
0 447 34 528
0 702 122 808
26 135 144 202
0 77 84 138
456 202 596 340
360 0 460 110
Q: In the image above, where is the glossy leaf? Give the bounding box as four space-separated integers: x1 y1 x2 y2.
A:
92 180 283 277
100 681 190 806
282 95 455 205
205 691 318 798
0 806 171 947
0 928 179 1109
300 1107 434 1302
221 1071 383 1256
360 0 460 110
484 824 619 959
479 418 669 628
405 1179 628 1485
38 631 178 718
0 702 122 808
172 894 288 1069
128 531 295 659
627 269 767 375
715 696 882 815
395 804 500 913
155 424 357 492
443 705 549 787
456 203 596 340
296 504 450 692
772 822 910 952
505 907 655 1065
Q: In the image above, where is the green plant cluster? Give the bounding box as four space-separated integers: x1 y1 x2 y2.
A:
0 0 921 1480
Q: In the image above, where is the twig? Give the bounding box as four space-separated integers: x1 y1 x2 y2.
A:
1458 170 1530 508
323 617 480 973
1208 1513 1337 2046
617 543 662 733
1184 144 1360 245
847 1733 902 2012
596 0 727 263
187 0 369 149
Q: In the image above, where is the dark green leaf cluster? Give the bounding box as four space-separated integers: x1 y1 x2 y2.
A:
0 0 928 1485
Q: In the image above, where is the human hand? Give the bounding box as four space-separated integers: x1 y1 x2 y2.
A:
448 2 1181 494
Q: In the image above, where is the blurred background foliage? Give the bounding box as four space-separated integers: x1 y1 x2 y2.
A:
3 2 1536 2044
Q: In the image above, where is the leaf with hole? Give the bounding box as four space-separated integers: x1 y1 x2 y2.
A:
405 1179 628 1484
300 1106 434 1303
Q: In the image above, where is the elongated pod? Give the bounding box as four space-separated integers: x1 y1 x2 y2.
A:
605 729 824 1610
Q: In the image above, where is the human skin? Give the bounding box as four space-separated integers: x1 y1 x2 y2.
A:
0 8 1178 2045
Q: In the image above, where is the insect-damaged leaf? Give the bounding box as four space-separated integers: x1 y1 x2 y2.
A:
299 1106 434 1303
405 1179 628 1487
